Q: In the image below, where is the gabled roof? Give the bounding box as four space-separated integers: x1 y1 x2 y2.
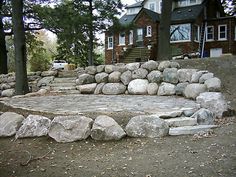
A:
171 4 205 22
119 14 137 25
126 1 143 8
134 8 160 22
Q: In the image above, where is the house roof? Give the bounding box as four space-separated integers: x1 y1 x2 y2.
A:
134 8 160 22
171 4 205 22
119 14 137 25
126 1 143 8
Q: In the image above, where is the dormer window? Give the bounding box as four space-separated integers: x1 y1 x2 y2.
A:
178 0 200 7
149 3 156 12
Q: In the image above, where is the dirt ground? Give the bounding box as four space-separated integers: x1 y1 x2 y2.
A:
0 56 236 177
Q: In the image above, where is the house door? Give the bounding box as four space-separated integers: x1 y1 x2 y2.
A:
136 28 144 47
210 48 222 57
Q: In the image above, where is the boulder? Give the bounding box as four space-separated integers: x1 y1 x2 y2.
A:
95 72 108 83
153 110 183 119
48 115 93 143
132 68 148 79
125 115 169 138
199 73 214 83
163 68 178 84
141 60 158 71
91 115 126 141
157 82 176 96
165 117 197 127
37 76 54 87
1 89 15 97
76 67 86 77
108 71 121 83
113 64 127 73
76 74 95 85
94 83 105 94
96 65 105 73
41 70 57 77
120 70 132 86
128 79 149 95
196 92 228 118
170 62 180 69
0 112 24 137
125 63 140 71
0 83 11 90
105 65 114 74
147 71 162 83
204 77 221 92
177 69 197 83
15 115 51 138
85 66 97 75
147 83 158 95
102 83 126 95
158 61 171 71
77 83 97 94
175 82 188 96
191 108 215 125
184 84 207 99
191 71 208 83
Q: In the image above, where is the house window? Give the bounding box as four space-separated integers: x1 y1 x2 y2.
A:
129 30 133 44
206 26 214 41
170 24 191 42
107 36 113 49
159 1 162 12
149 3 156 11
194 25 199 41
146 26 152 37
218 24 227 40
119 32 125 45
178 0 198 7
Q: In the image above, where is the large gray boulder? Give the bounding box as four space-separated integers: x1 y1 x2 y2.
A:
105 65 114 74
0 83 11 90
48 115 93 143
141 60 158 71
191 108 215 125
94 83 105 94
102 83 126 95
95 72 108 83
0 112 24 137
157 82 176 96
85 66 97 75
177 69 197 83
204 77 221 92
120 70 132 86
1 89 15 97
76 74 95 85
170 62 180 69
196 92 228 118
132 68 148 79
147 71 162 83
191 71 208 83
125 115 169 138
175 82 188 96
77 83 97 94
37 76 54 87
96 65 105 73
128 79 149 95
15 115 51 138
158 61 171 71
91 115 126 141
163 68 178 84
113 63 127 73
147 83 158 95
125 63 140 71
184 84 207 99
199 73 214 83
108 71 121 83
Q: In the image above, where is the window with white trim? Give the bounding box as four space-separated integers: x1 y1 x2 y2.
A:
149 2 156 11
193 25 199 41
107 36 113 49
206 26 214 41
146 26 152 37
159 1 162 12
178 0 200 7
129 30 133 44
218 24 227 40
170 24 191 42
119 32 125 45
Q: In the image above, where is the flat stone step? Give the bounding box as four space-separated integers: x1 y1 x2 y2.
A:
50 90 81 94
51 86 77 91
53 77 76 83
152 110 183 119
165 117 197 127
49 82 76 87
169 125 218 136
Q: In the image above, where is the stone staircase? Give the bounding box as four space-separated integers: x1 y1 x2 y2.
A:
123 47 150 63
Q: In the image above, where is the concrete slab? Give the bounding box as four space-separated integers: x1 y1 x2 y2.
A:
165 117 197 127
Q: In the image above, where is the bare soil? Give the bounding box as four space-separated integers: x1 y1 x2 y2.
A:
0 56 236 177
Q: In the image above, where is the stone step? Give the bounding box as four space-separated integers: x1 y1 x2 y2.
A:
49 82 76 87
51 86 77 91
164 117 197 127
53 77 76 83
169 125 218 136
50 90 81 94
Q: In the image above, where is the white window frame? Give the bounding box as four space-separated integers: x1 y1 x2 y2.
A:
159 1 162 12
206 26 214 41
146 26 152 37
178 0 199 7
129 30 133 45
148 2 156 12
119 32 125 46
194 25 200 42
107 36 113 50
170 23 191 43
218 24 227 41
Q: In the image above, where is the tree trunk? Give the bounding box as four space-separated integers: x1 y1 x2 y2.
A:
88 0 94 66
158 0 173 60
0 0 8 74
12 0 29 95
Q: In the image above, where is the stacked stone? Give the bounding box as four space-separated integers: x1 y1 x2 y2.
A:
75 60 222 100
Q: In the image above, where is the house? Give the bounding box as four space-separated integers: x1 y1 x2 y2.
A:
105 0 236 64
